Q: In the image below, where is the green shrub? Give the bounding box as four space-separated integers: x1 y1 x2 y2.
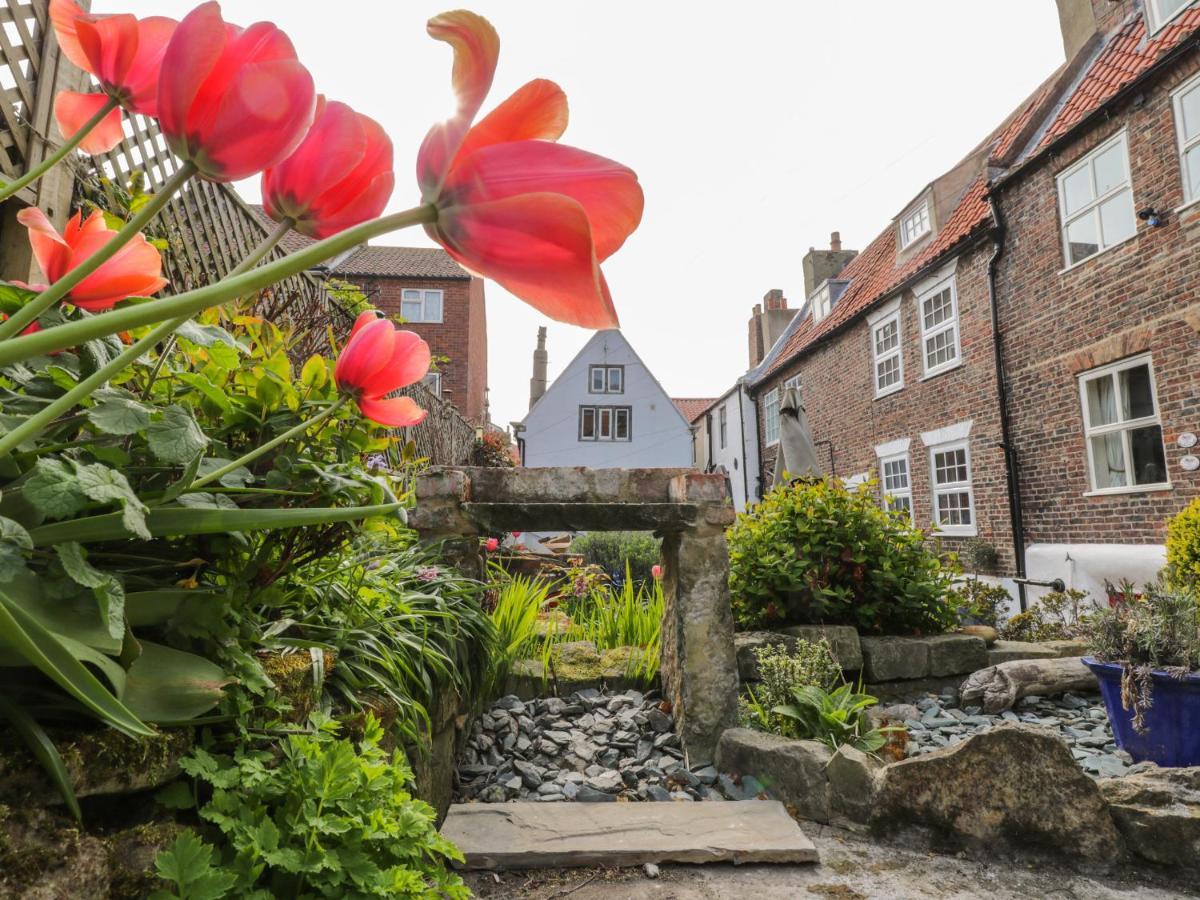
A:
1166 497 1200 587
156 714 467 898
742 640 843 736
950 577 1013 627
771 683 895 753
999 588 1094 642
727 478 957 634
570 531 661 586
471 430 515 467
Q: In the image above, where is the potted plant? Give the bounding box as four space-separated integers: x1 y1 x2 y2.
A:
1082 579 1200 766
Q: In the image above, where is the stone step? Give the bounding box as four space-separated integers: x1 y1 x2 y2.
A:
441 799 818 870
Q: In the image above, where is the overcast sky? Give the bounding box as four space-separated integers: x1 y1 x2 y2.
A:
121 1 1066 428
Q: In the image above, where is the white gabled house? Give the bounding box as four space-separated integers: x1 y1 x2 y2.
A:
516 329 694 469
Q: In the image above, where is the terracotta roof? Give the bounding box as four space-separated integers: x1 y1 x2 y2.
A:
247 205 321 254
671 398 718 423
1035 9 1200 153
332 246 470 279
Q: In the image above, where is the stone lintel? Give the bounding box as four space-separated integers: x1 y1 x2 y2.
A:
460 502 702 534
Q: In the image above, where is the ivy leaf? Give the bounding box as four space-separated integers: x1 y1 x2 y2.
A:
23 458 87 520
55 541 125 639
0 515 32 583
152 830 237 900
148 405 209 465
75 462 151 540
87 394 153 435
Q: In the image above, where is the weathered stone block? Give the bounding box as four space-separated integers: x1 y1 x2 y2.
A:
1099 765 1200 869
860 636 929 681
925 634 988 676
668 472 728 503
827 744 881 824
872 724 1122 860
1041 639 1090 658
987 640 1059 666
714 728 833 823
415 468 470 500
734 631 797 681
779 624 864 671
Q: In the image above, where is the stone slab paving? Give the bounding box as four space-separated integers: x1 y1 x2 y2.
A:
441 799 818 870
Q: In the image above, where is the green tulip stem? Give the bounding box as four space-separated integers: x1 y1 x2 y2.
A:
0 97 120 204
0 218 294 459
0 204 438 363
188 394 350 492
0 161 199 341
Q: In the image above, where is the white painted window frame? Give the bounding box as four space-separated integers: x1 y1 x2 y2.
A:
401 288 444 323
1172 70 1200 205
1077 353 1171 496
917 274 961 378
588 365 623 394
871 308 905 397
1147 0 1196 34
421 371 442 397
928 439 976 537
879 451 914 523
1055 130 1136 269
579 405 632 442
764 375 801 447
899 200 931 249
810 283 832 322
718 403 728 450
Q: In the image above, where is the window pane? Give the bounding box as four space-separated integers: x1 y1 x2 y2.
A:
937 491 972 526
1185 145 1200 199
1181 84 1200 141
1062 165 1093 215
614 409 629 440
1157 0 1191 23
924 327 958 370
1066 212 1100 264
1119 364 1155 420
1090 433 1128 488
401 300 423 321
608 367 622 393
424 291 443 321
581 408 595 438
590 368 604 391
1098 190 1135 246
599 408 612 438
934 448 968 485
922 289 953 331
877 355 900 389
883 459 909 490
1130 425 1167 485
886 495 911 516
875 320 898 354
1086 374 1119 426
402 289 421 301
1093 141 1127 196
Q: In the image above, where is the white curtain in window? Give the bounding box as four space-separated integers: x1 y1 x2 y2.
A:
1092 378 1126 484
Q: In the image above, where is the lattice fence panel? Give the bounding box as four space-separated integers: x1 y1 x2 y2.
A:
396 381 477 467
0 0 47 182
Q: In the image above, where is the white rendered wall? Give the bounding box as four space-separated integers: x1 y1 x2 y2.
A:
707 384 760 511
1024 543 1167 607
521 330 694 469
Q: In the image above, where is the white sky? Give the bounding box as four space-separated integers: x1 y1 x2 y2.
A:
121 1 1066 428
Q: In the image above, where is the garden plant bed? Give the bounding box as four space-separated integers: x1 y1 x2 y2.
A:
457 689 759 803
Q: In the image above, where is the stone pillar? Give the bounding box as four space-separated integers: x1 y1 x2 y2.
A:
661 474 739 765
409 468 483 579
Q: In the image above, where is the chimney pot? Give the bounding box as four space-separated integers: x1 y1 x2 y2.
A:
830 231 841 252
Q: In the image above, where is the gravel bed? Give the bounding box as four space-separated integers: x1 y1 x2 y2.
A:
456 688 762 803
889 688 1150 778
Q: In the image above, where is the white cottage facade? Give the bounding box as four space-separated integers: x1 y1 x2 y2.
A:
517 330 694 469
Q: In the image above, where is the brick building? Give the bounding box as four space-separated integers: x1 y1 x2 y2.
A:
742 0 1200 605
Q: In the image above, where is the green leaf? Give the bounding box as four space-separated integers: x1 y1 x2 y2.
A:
126 589 217 628
155 780 195 810
30 502 405 546
175 320 242 350
196 458 252 488
75 462 151 540
87 394 153 435
300 355 327 390
23 458 87 520
123 641 231 722
147 405 209 465
54 542 126 641
175 493 238 511
0 694 81 822
153 830 237 900
0 515 32 583
0 282 38 315
160 453 203 505
175 373 231 412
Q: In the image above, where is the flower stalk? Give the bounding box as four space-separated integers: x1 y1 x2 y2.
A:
0 96 119 203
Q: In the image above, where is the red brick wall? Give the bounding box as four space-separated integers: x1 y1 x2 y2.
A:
754 238 1016 571
348 274 488 424
992 50 1200 547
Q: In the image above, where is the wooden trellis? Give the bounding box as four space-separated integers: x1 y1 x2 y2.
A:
397 381 478 467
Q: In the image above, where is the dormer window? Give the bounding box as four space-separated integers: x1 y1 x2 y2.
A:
811 283 832 322
1146 0 1195 33
899 201 931 249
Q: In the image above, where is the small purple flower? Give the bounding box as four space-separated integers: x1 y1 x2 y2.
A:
418 567 439 582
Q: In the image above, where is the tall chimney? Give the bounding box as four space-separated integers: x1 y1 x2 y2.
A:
830 231 842 252
529 326 548 410
803 232 858 296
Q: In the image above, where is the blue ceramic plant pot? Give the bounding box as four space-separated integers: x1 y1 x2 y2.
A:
1084 657 1200 767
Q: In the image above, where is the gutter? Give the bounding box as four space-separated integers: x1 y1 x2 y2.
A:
985 192 1028 613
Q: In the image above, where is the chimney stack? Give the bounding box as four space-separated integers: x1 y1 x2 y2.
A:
763 288 787 311
748 289 796 369
830 231 842 252
529 326 548 410
802 230 858 296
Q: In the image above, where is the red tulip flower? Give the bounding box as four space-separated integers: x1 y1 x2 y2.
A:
262 96 395 240
484 537 499 553
334 312 431 427
17 208 167 312
418 11 643 330
157 2 316 183
651 564 663 580
50 0 176 154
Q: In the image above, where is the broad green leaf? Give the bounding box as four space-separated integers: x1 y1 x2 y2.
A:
0 282 38 315
126 589 218 627
0 572 120 655
23 458 86 520
207 342 240 370
300 355 328 390
0 694 81 822
56 542 125 639
87 394 153 435
122 641 232 722
75 462 150 539
0 584 152 737
175 320 242 350
176 492 239 510
30 502 405 546
155 780 195 810
159 453 203 505
0 515 32 583
175 373 231 412
152 830 237 900
196 458 252 488
147 404 209 465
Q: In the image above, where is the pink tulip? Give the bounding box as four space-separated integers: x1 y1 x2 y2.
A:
417 11 643 329
157 2 316 183
333 311 431 427
50 0 176 153
484 537 499 552
262 96 395 239
651 564 662 580
17 208 167 312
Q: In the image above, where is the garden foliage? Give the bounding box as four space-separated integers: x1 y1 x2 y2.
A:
727 477 957 633
770 682 895 753
1166 497 1200 587
570 530 661 587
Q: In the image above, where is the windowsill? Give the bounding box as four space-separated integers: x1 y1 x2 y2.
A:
920 359 963 381
1174 195 1200 216
899 229 933 253
1083 482 1173 498
934 526 978 538
874 382 905 400
1056 232 1139 275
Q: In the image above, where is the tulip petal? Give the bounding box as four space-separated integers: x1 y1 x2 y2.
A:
455 79 568 163
158 2 227 150
125 17 177 116
334 317 394 392
49 0 92 74
359 331 431 399
16 207 71 285
445 141 644 262
417 10 499 197
356 396 427 428
431 192 619 329
75 14 137 93
71 233 167 310
54 91 123 155
348 310 379 342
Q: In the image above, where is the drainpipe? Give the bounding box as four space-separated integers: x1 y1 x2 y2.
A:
986 191 1029 612
736 385 751 506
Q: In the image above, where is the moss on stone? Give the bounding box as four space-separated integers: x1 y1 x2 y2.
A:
105 820 183 900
